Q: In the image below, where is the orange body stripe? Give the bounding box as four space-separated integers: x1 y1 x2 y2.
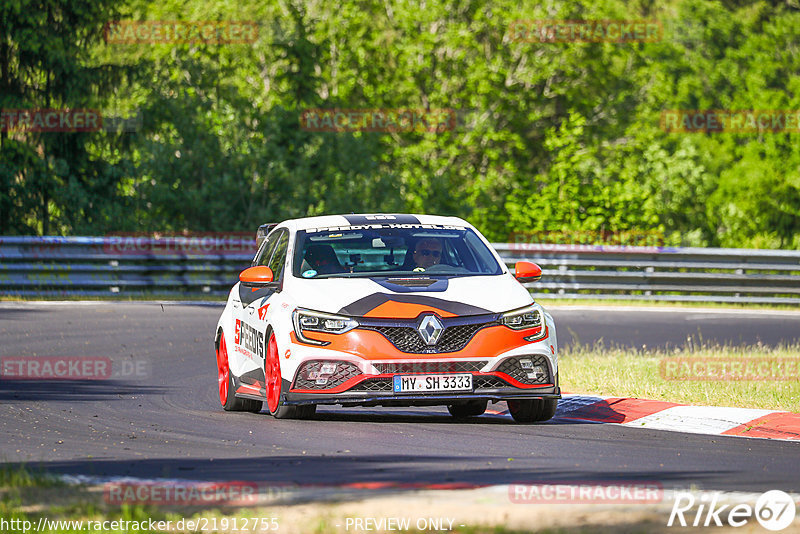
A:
236 383 263 397
363 302 457 319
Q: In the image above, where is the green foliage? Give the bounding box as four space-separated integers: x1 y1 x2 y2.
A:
1 0 798 249
0 463 61 487
0 0 135 235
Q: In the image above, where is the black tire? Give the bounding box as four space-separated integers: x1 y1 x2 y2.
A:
220 370 239 411
270 403 296 419
447 400 488 418
271 402 317 419
222 371 264 412
507 398 558 423
218 332 263 412
265 332 316 420
266 374 296 419
244 396 263 413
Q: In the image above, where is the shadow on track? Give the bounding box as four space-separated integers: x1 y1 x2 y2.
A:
4 455 726 495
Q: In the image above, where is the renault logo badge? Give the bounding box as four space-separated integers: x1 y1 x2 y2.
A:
418 315 444 346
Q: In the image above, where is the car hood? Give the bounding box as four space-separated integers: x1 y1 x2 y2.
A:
286 274 533 318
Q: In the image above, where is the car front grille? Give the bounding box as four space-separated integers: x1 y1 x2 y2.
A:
362 322 494 354
495 355 550 385
373 361 486 374
347 374 513 392
350 378 394 392
292 360 362 390
473 375 509 389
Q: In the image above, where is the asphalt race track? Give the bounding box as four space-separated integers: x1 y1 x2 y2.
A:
1 302 799 494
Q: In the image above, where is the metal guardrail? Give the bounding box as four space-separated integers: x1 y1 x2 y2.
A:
0 236 253 297
1 237 799 303
499 243 800 304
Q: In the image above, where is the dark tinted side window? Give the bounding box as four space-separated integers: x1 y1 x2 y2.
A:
255 232 279 267
266 230 289 281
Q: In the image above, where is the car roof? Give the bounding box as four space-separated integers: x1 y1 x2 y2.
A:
278 213 474 232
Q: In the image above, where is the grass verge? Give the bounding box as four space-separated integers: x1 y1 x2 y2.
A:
0 465 174 533
560 342 800 412
0 467 693 534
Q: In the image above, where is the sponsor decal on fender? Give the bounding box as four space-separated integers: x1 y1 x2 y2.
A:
234 319 264 359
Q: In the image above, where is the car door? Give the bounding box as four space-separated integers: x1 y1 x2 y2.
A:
234 229 289 388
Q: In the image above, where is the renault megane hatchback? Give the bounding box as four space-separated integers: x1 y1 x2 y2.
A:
214 214 560 423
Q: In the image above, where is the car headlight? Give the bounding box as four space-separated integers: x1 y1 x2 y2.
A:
500 304 546 338
292 308 359 345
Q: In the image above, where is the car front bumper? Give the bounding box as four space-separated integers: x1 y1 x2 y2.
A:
283 377 560 407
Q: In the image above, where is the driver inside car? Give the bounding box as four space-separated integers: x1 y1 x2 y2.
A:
411 238 443 270
301 243 343 275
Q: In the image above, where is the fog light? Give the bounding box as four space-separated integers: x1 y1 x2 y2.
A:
315 377 329 385
519 359 533 369
320 363 337 374
526 366 545 380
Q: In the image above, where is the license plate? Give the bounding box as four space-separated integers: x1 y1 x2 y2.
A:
392 373 472 393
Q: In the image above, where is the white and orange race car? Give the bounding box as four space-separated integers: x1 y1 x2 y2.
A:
214 214 559 422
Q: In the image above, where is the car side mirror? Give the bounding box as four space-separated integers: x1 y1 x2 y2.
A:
514 261 542 283
239 266 274 286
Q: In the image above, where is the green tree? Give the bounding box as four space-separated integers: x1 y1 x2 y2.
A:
0 0 135 234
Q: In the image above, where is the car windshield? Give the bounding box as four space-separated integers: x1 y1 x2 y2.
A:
293 223 503 278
